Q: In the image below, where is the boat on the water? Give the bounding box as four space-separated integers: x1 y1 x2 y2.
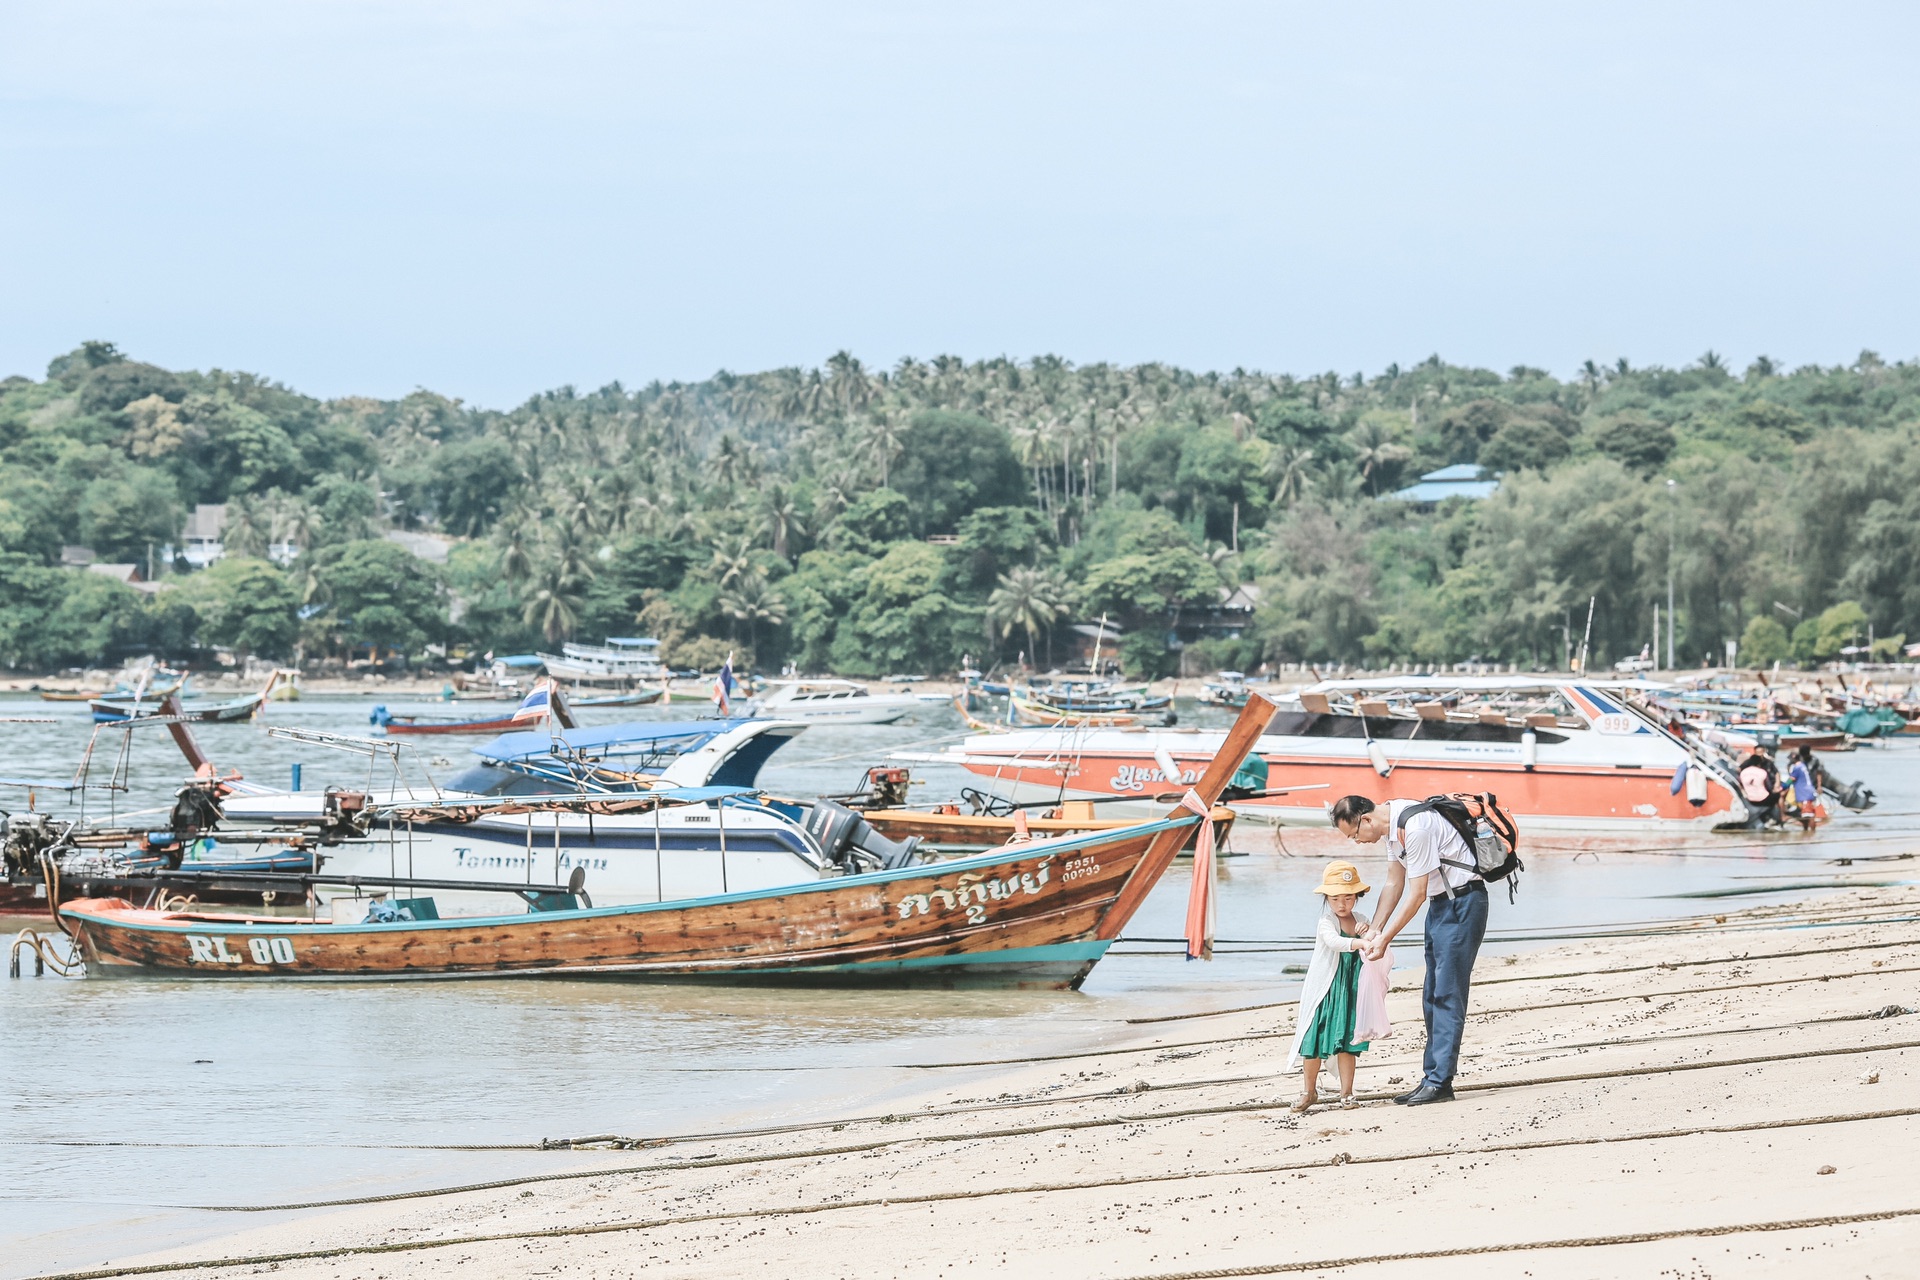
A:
1009 688 1140 727
910 676 1751 831
55 696 1278 984
747 678 919 724
537 637 666 685
92 671 283 724
566 687 665 708
1198 671 1252 708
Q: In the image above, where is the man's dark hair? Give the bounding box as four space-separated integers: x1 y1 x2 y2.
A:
1330 795 1376 828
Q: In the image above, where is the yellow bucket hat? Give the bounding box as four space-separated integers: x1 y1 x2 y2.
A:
1313 860 1370 896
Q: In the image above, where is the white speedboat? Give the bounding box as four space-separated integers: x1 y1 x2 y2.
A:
218 719 848 913
903 677 1748 832
746 679 920 725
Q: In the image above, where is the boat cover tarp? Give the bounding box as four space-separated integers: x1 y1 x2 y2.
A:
475 719 762 763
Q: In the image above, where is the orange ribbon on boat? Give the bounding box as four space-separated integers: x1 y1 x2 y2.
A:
1176 788 1216 961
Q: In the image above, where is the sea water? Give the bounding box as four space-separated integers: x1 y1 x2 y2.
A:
2 693 1914 1274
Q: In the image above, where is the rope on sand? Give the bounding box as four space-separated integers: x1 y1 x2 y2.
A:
39 1109 1920 1278
1126 928 1920 1024
149 1033 1920 1215
1117 1205 1920 1280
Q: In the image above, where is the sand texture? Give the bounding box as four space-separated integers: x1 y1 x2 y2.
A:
35 881 1920 1280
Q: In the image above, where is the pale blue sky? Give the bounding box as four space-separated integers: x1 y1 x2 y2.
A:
3 2 1916 407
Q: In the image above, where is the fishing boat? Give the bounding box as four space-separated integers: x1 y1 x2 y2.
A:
370 679 571 736
1198 671 1251 708
747 678 920 724
55 697 1278 984
1009 688 1140 727
92 671 283 724
909 676 1751 831
566 687 665 708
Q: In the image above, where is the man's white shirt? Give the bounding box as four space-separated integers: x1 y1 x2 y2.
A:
1385 798 1480 897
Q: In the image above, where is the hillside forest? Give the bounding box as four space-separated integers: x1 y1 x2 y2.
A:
3 341 1917 678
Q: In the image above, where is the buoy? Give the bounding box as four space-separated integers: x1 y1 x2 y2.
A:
1521 728 1538 772
1366 738 1392 778
1686 763 1708 807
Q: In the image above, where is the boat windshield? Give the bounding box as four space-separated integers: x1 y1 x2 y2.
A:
442 764 577 797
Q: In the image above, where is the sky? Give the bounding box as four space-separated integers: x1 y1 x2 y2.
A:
3 1 1917 408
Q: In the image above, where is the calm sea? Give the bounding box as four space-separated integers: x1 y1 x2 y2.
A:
3 691 1914 1275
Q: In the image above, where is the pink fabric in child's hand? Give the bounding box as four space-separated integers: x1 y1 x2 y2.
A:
1352 952 1393 1043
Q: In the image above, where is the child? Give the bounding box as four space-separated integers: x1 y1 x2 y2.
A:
1288 860 1388 1111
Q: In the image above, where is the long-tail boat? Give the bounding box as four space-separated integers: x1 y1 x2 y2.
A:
54 695 1280 986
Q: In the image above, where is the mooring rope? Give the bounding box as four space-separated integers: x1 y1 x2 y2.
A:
37 1107 1920 1278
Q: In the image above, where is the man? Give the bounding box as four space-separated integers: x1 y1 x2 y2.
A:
1330 794 1487 1106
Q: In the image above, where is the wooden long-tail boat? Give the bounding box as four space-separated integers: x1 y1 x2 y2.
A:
859 799 1237 853
56 696 1280 987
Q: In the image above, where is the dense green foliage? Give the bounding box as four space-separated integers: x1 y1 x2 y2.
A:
4 341 1917 674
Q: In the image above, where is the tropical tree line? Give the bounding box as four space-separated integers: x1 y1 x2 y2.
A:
2 340 1917 675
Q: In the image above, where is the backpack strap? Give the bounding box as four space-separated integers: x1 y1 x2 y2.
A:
1393 799 1472 900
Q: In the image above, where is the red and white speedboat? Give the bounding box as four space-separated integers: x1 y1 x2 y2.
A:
911 677 1749 832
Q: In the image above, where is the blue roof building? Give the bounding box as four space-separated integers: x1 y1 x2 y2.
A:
1385 464 1499 504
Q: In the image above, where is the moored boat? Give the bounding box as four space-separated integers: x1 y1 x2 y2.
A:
910 676 1750 831
747 678 919 724
56 697 1281 984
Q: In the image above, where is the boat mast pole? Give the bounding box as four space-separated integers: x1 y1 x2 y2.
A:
1094 692 1277 940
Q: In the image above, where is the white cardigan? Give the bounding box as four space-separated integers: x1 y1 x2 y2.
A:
1287 905 1371 1070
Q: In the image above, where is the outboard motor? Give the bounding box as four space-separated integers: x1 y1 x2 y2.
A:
804 800 922 873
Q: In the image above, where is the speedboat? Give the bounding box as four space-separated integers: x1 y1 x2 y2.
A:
746 679 920 724
904 676 1749 832
216 719 833 912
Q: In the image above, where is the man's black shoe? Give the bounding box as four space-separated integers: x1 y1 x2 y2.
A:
1392 1086 1422 1104
1400 1083 1455 1106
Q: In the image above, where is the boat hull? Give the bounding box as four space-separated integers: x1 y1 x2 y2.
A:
925 726 1749 831
60 823 1170 987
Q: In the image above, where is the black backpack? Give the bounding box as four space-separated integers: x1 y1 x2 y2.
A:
1394 792 1524 902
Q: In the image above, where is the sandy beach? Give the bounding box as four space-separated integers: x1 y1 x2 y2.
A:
28 874 1918 1280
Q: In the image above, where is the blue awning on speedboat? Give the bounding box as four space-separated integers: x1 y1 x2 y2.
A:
475 720 765 764
493 654 546 668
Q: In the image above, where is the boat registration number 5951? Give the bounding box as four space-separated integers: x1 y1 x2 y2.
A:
1061 856 1102 882
185 936 298 965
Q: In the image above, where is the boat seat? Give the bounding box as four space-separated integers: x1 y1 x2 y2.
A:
1524 713 1559 728
1298 692 1332 714
1478 712 1509 727
1357 699 1391 718
1415 702 1448 720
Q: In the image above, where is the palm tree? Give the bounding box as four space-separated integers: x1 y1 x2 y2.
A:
708 535 757 589
719 575 786 653
986 566 1072 668
858 411 908 488
1346 421 1412 496
1265 445 1316 510
759 484 806 560
522 563 584 646
222 496 271 558
493 513 538 590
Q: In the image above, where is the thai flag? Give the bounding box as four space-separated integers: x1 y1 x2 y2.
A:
713 654 735 716
513 679 553 722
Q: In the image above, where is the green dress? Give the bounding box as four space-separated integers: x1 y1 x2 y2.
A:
1299 945 1371 1059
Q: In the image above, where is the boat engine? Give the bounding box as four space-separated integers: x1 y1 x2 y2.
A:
805 800 923 873
2 812 67 881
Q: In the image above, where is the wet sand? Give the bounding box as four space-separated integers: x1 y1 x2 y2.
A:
35 877 1919 1280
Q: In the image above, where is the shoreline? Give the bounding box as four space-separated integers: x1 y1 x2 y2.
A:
18 879 1919 1279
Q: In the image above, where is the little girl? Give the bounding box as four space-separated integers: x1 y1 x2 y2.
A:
1288 860 1388 1111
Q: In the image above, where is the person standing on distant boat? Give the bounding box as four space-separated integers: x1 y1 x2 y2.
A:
1331 794 1486 1107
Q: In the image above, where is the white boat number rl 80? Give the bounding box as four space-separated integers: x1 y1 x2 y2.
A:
185 936 298 965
